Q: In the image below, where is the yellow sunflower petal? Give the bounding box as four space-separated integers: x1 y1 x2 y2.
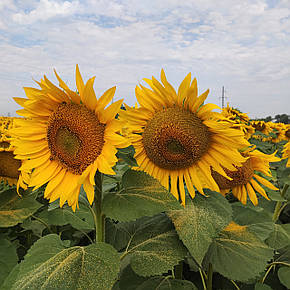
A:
246 183 259 206
82 77 97 111
95 86 116 113
253 174 278 191
83 176 95 205
99 99 123 123
76 64 85 98
250 178 269 200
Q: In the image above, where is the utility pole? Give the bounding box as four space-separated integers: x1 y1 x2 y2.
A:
221 86 225 109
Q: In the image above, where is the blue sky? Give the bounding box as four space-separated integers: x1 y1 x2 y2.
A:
0 0 289 118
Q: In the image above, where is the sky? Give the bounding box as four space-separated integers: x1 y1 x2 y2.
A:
0 0 289 118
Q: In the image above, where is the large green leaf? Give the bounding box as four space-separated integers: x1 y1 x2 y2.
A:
280 167 290 186
203 225 273 282
10 234 120 290
116 146 138 167
276 245 290 263
0 189 42 227
255 283 273 290
103 169 182 222
135 277 198 290
1 264 21 290
118 265 147 290
105 219 131 251
0 238 18 286
21 218 46 237
37 204 94 230
232 203 274 241
168 191 232 264
265 224 290 249
118 264 197 290
278 267 290 289
121 214 187 277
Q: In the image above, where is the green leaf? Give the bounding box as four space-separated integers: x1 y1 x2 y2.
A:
255 283 273 290
168 191 232 264
266 224 290 249
21 218 46 237
118 265 147 290
37 203 94 230
103 169 182 222
0 238 18 286
121 214 187 277
232 203 272 224
280 167 290 186
1 264 21 290
135 277 198 290
118 265 198 290
266 189 287 202
232 203 274 241
276 245 290 263
12 234 120 290
278 267 290 289
0 189 42 227
117 146 138 167
105 219 131 251
203 225 273 282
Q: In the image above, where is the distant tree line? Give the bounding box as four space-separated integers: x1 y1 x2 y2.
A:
256 114 290 124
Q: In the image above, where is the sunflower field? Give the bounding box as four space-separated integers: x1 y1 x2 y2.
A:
0 66 290 290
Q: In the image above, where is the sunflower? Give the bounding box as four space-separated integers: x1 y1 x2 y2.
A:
251 120 271 136
211 146 280 205
267 122 287 143
284 124 290 141
11 65 129 211
222 104 250 124
221 105 254 139
0 117 29 189
120 70 250 205
282 141 290 167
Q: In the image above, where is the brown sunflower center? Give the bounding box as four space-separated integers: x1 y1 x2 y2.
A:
0 142 10 150
47 102 105 175
55 127 81 160
142 107 211 170
0 151 21 179
253 122 266 132
285 129 290 139
211 158 254 189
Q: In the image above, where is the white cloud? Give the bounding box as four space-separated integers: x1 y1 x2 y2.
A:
12 0 80 24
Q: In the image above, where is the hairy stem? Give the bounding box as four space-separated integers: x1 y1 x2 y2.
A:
92 171 105 243
174 262 183 280
206 263 213 290
273 184 289 222
199 269 207 290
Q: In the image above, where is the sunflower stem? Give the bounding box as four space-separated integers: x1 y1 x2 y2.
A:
198 269 207 290
272 184 289 222
92 171 105 243
174 262 183 280
206 263 213 290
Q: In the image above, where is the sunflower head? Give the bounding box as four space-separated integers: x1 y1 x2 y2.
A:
120 70 250 205
212 146 280 205
282 141 290 167
222 104 250 124
284 125 290 140
11 65 129 210
0 117 29 189
211 157 254 190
